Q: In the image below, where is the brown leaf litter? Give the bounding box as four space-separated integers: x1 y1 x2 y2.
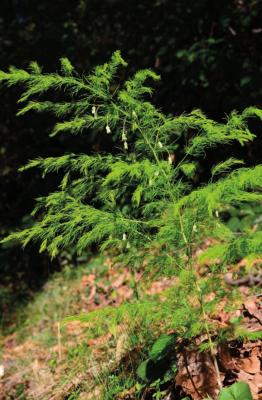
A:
0 258 261 400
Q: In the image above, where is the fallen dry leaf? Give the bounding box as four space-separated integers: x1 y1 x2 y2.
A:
81 274 96 287
176 349 221 400
237 370 261 400
236 347 261 374
219 344 239 371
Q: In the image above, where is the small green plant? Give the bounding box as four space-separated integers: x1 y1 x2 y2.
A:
15 383 27 400
136 333 177 382
67 387 82 400
1 52 261 398
219 381 253 400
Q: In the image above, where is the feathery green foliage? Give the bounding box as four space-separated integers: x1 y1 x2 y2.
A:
1 52 261 260
1 52 261 399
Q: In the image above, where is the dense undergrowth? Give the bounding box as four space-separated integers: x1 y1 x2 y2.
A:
0 52 261 399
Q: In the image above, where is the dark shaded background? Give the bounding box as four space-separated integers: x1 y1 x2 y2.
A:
0 0 261 318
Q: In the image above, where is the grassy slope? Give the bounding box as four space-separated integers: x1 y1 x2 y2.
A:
0 254 261 400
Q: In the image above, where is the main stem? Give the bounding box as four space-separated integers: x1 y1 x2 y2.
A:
197 285 222 390
138 124 222 391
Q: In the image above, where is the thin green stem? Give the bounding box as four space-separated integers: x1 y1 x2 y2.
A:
196 283 222 390
137 125 189 248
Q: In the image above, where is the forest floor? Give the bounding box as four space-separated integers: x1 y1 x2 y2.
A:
0 253 261 400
